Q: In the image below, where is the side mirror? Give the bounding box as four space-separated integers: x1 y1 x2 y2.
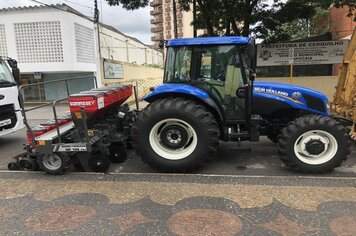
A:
250 73 256 81
7 59 17 69
159 40 167 49
248 39 257 72
12 68 20 84
236 87 247 98
7 59 20 84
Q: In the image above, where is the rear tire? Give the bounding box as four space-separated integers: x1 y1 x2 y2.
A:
132 98 219 172
278 115 351 173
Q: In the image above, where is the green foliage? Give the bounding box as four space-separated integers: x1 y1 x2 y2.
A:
105 0 355 42
272 7 331 43
146 64 164 69
105 0 149 10
177 0 319 40
177 0 355 42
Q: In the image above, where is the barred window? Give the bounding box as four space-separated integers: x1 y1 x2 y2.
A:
14 21 63 63
0 24 8 57
74 23 95 63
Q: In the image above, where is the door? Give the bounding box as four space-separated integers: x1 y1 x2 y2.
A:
192 45 247 121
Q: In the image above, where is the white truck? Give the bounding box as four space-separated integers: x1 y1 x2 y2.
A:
0 57 24 136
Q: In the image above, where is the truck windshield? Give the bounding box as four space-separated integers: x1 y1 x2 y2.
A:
0 60 16 87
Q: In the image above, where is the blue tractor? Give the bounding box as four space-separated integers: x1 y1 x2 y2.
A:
132 36 352 173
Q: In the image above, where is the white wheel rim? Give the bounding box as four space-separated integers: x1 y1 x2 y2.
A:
42 154 62 170
149 118 198 160
293 130 338 165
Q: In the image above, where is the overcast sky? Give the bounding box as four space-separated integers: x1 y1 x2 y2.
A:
0 0 152 44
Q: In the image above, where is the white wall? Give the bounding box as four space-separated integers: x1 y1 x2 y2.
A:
0 7 97 73
99 25 163 66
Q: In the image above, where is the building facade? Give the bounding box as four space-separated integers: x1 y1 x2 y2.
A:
150 0 196 48
329 6 356 40
0 4 163 101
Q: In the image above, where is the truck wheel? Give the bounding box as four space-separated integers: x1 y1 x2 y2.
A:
39 153 70 175
132 98 219 172
278 115 351 173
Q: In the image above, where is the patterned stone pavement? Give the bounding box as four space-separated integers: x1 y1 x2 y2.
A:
0 172 355 235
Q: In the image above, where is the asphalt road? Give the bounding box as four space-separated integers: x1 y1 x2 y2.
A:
1 112 355 177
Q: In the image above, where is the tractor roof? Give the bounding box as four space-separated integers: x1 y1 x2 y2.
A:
167 36 251 47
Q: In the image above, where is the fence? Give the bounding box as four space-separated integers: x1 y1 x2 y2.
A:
22 76 97 103
105 78 163 103
20 76 162 104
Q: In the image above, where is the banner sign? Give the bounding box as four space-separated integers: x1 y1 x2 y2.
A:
257 40 348 66
104 61 123 79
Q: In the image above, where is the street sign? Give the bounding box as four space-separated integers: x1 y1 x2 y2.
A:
257 40 348 66
34 72 42 80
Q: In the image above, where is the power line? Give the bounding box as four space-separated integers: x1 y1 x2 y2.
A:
28 0 68 12
63 0 93 9
28 0 94 20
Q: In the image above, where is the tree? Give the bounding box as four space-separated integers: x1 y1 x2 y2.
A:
105 0 355 42
177 0 355 41
105 0 149 10
274 7 330 42
262 1 355 42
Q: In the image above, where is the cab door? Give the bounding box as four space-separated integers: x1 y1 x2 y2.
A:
192 45 247 122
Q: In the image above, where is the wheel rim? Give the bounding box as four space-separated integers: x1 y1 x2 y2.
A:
293 130 338 165
42 154 62 170
149 118 198 160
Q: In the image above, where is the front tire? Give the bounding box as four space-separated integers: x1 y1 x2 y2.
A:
132 98 219 172
278 115 351 173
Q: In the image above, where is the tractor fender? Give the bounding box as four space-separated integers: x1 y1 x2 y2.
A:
143 84 224 122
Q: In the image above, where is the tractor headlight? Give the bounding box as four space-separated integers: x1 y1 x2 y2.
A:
326 101 331 114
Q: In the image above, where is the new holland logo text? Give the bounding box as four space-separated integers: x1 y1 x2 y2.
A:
69 101 95 106
254 87 289 97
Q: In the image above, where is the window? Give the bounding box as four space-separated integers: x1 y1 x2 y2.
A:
14 21 63 63
0 60 16 87
0 25 7 57
165 47 192 83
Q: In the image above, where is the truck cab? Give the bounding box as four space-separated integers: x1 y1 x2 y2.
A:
0 58 24 136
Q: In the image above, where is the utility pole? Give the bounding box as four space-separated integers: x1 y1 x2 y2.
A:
94 0 102 87
172 0 178 38
94 0 99 23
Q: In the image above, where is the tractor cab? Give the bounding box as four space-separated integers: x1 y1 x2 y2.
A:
163 37 257 123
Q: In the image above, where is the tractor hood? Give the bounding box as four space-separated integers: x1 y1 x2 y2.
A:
253 81 329 115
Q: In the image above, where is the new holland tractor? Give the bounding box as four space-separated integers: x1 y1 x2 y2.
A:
132 36 352 173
